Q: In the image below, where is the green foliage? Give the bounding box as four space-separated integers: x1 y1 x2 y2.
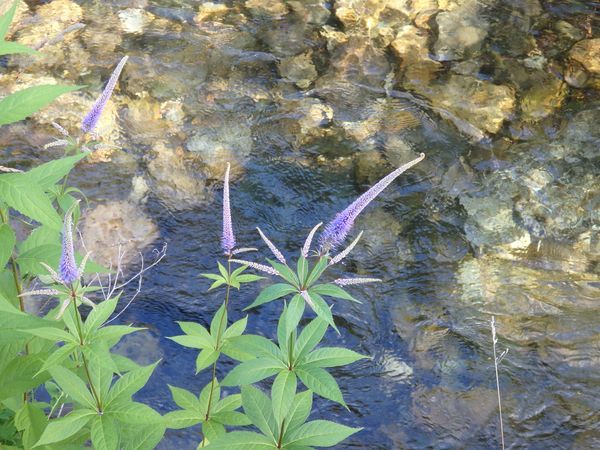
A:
0 15 377 443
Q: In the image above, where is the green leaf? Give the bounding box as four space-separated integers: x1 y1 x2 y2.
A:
268 260 299 287
19 226 60 254
222 358 284 387
121 424 165 450
49 366 96 409
225 334 283 361
295 318 328 362
0 223 16 268
241 386 277 440
236 274 264 283
23 327 78 344
198 379 220 415
285 294 305 335
223 316 247 339
34 409 96 447
84 296 119 335
16 243 106 275
284 391 313 434
25 154 87 190
306 293 338 333
202 419 226 442
0 1 18 39
305 257 328 288
244 283 297 310
210 303 227 339
195 349 219 374
0 174 62 229
168 334 212 350
91 415 119 450
271 370 297 425
107 401 162 425
217 261 229 280
0 40 35 56
105 362 158 407
176 321 214 346
309 284 360 303
204 431 275 449
285 420 361 448
164 409 203 430
38 342 77 374
297 256 308 285
168 385 201 411
213 393 242 414
95 325 143 343
296 367 346 408
212 410 251 426
301 347 367 368
0 84 82 126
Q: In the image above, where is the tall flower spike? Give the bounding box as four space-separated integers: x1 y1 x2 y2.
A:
59 201 80 284
333 277 382 286
256 227 286 264
329 231 363 266
81 55 128 134
230 259 280 276
302 222 322 258
222 162 236 255
319 153 425 253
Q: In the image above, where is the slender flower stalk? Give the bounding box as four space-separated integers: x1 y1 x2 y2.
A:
333 277 382 286
230 259 280 276
319 153 425 253
222 163 236 255
302 222 322 258
59 201 80 284
232 247 258 255
256 227 286 264
81 55 128 134
329 231 363 266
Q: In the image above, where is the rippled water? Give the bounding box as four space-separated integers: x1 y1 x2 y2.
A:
2 0 599 448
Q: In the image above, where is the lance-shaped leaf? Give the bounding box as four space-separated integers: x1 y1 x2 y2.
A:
244 283 297 310
284 420 361 448
241 386 278 440
34 409 96 447
221 357 285 387
296 366 346 408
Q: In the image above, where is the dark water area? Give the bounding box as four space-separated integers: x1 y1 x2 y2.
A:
1 0 599 448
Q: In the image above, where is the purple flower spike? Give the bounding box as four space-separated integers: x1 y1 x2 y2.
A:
59 201 80 284
319 153 425 253
81 56 128 134
222 162 236 255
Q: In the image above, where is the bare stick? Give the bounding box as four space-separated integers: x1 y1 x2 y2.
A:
491 316 508 450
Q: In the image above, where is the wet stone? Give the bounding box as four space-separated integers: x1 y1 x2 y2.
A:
433 0 488 61
568 39 600 75
278 52 318 89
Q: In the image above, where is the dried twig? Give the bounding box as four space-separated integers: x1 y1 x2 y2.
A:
491 316 508 450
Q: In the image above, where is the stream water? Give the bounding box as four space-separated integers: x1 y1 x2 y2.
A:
1 0 599 448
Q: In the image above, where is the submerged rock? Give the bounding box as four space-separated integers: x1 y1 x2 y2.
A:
520 73 567 120
417 75 515 135
278 52 318 89
146 143 211 210
568 38 600 75
80 200 160 268
433 0 488 61
185 122 252 179
244 0 288 19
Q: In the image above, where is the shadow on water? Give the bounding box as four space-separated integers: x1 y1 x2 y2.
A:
1 0 599 448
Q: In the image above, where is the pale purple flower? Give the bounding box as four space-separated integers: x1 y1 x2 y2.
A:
230 259 280 276
81 56 128 134
256 227 286 264
333 277 382 286
329 231 363 266
301 222 322 258
319 153 425 252
222 162 236 255
59 201 80 284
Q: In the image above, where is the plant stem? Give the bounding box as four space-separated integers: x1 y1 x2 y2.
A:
202 259 232 444
70 287 102 412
